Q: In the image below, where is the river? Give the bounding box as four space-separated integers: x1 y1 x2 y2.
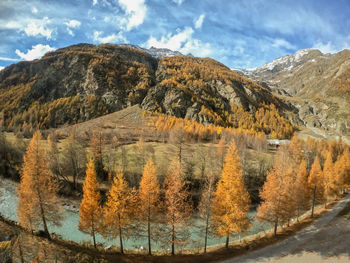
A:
0 178 270 252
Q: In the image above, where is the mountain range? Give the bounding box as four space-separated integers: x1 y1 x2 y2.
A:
0 43 349 137
243 49 350 135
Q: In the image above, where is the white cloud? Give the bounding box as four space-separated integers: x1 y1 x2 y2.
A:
118 0 147 31
172 0 185 5
15 44 55 61
93 0 98 5
65 20 81 28
313 42 337 54
5 21 22 29
0 56 19 62
24 17 53 39
0 66 4 71
93 31 127 44
312 38 350 54
31 7 38 14
144 27 213 57
194 14 205 29
65 19 81 36
145 27 194 51
181 39 212 57
271 38 296 50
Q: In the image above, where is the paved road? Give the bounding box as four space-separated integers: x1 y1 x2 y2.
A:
223 194 350 263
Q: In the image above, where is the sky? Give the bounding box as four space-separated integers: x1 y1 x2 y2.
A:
1 0 350 71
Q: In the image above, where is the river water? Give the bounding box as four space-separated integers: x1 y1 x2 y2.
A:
0 178 270 252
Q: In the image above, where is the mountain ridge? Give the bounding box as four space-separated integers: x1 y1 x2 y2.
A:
242 48 350 135
0 43 296 139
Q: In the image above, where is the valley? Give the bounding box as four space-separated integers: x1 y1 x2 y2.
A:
0 35 349 263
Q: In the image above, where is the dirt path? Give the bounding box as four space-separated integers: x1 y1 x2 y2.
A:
223 194 350 263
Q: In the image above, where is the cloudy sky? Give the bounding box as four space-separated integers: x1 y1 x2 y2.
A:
1 0 350 71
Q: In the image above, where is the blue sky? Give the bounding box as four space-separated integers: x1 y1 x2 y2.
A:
1 0 350 71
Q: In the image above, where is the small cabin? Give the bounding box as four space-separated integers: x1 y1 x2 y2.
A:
267 139 290 149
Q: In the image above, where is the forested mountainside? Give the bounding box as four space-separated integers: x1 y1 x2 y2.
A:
244 49 350 135
0 43 296 139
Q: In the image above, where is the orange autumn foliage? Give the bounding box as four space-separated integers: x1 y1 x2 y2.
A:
104 172 136 254
308 157 325 217
294 160 310 220
163 158 192 255
17 131 63 237
257 146 296 235
79 159 103 248
323 150 337 201
212 141 251 248
138 158 160 255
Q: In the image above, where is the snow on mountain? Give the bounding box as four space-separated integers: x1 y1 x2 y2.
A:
259 49 312 72
119 44 184 58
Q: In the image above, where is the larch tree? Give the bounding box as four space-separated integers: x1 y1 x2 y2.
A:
280 166 298 227
335 148 350 194
216 138 226 171
169 125 187 169
323 150 336 202
212 141 251 249
257 146 295 236
334 158 344 195
90 131 107 181
138 158 160 255
61 128 86 189
308 156 325 217
294 160 310 221
289 135 304 164
163 158 192 255
47 132 67 183
104 172 136 254
120 145 128 175
78 159 103 248
198 171 216 253
17 131 63 238
341 148 350 188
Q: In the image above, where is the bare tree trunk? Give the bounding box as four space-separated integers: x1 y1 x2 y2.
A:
171 224 175 255
37 189 50 239
148 211 151 255
18 237 25 263
225 235 229 249
204 214 209 253
119 217 124 254
92 228 96 248
311 187 316 217
274 220 278 236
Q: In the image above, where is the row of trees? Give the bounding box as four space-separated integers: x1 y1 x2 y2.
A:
16 130 350 256
78 140 251 255
152 104 293 141
257 137 350 235
17 130 252 255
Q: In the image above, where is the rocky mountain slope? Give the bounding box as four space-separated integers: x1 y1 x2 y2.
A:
244 49 350 135
0 43 296 138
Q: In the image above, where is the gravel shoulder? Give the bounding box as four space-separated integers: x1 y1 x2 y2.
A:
223 194 350 263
